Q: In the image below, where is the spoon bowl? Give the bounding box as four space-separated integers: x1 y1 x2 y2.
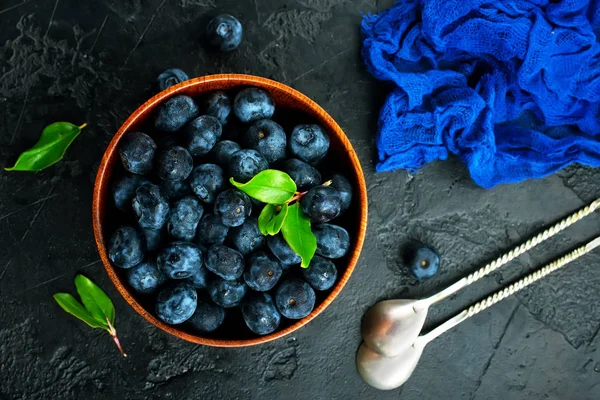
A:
357 341 424 390
361 299 428 357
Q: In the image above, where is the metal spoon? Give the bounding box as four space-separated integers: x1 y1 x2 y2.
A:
357 236 600 390
361 199 600 357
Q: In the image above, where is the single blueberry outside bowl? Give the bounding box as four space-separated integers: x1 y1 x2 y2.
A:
92 74 368 347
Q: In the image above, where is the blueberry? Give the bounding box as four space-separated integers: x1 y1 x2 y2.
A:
156 282 198 325
289 124 329 164
313 224 350 259
243 119 286 163
283 159 322 192
229 149 268 183
157 241 203 279
111 173 151 211
244 251 283 292
196 214 230 247
233 88 275 123
132 183 170 229
204 244 244 280
205 91 232 125
206 14 243 52
188 297 226 332
184 115 222 157
108 225 145 269
405 244 440 281
241 292 281 335
141 227 164 251
267 235 301 266
208 278 247 308
185 266 210 289
330 174 352 212
228 217 265 256
209 140 241 168
302 255 337 291
300 186 342 223
155 95 199 133
275 279 316 320
161 178 193 200
167 196 204 241
119 132 157 175
127 259 167 294
156 146 194 181
214 189 252 227
157 68 189 91
189 164 226 204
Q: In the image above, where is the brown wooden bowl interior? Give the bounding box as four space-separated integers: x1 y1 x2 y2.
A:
92 74 368 347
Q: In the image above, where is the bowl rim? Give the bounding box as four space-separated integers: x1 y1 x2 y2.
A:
92 73 368 347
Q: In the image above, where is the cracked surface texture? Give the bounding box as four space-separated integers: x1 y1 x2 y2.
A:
1 0 600 399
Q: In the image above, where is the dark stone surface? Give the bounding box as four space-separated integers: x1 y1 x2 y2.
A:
1 0 600 398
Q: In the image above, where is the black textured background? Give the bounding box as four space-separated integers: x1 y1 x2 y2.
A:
2 1 600 399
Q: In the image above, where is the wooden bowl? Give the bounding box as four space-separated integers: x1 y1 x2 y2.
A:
92 74 368 347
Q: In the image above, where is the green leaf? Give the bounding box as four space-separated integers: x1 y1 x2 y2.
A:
267 204 288 235
281 203 317 268
74 274 116 326
230 170 297 204
258 204 277 235
5 122 86 172
53 293 108 330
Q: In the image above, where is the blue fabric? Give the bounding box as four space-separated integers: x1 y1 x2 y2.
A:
362 0 600 188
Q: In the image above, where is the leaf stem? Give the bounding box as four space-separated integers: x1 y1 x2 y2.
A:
79 123 88 130
285 180 334 204
106 317 127 357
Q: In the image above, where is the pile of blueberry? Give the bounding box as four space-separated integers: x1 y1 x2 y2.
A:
107 83 353 336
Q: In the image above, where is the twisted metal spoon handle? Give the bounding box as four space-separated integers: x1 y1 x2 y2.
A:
417 237 600 348
466 199 600 285
418 199 600 310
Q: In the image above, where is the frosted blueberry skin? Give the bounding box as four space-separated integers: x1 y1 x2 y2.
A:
108 225 145 269
241 292 281 335
155 95 199 133
118 132 157 175
188 298 226 333
267 235 302 266
155 282 198 325
206 14 243 52
288 124 330 165
243 119 286 163
184 115 222 157
167 196 204 241
204 244 245 281
209 140 241 168
243 251 283 292
228 217 265 256
157 68 189 91
229 149 269 183
189 164 226 204
233 88 275 123
283 158 322 192
275 279 316 320
208 278 247 308
313 224 350 259
300 186 342 224
157 241 203 279
127 259 167 295
132 183 170 230
156 146 194 182
302 255 338 291
205 91 232 125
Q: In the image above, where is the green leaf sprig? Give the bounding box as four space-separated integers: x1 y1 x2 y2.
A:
231 169 331 268
5 122 87 172
54 275 126 357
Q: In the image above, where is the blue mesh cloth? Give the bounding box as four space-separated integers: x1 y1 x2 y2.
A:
362 0 600 188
